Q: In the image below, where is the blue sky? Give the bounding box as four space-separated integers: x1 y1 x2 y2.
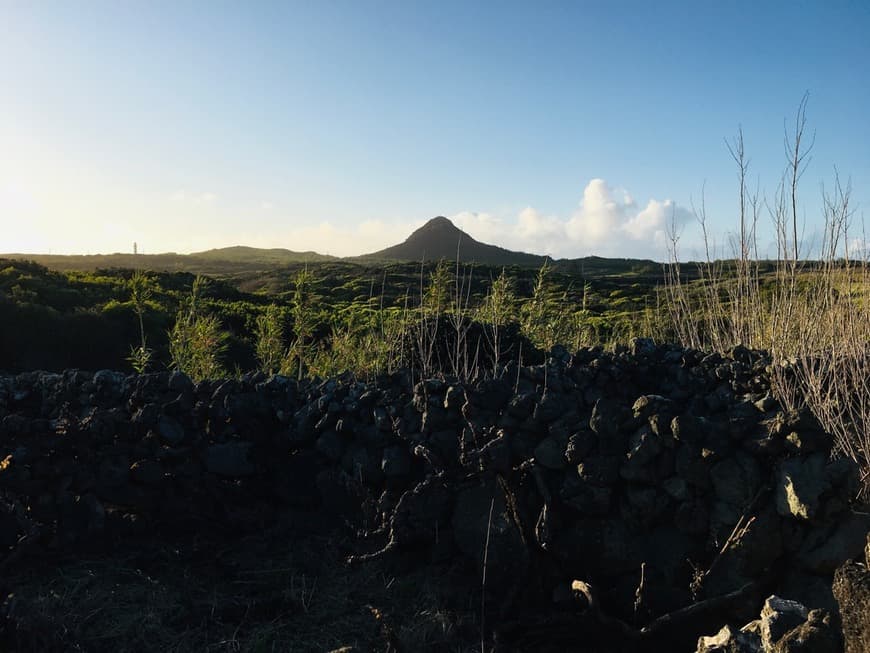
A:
1 0 868 260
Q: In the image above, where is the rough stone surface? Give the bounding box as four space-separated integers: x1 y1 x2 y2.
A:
0 345 865 650
833 561 870 653
772 609 840 653
775 454 828 520
696 624 761 653
760 595 808 650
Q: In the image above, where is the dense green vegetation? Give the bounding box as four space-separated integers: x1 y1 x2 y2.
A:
0 256 665 377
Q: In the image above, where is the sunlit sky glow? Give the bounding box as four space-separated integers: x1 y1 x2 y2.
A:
1 1 869 260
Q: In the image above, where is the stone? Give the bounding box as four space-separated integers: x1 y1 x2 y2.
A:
205 441 254 477
443 385 465 410
796 510 870 574
533 391 564 423
534 435 568 470
564 430 596 464
710 452 762 510
589 398 631 453
156 415 186 446
760 595 808 650
629 337 656 357
833 561 870 653
167 370 194 394
632 394 673 420
775 454 828 520
772 609 840 653
576 455 620 486
672 415 714 447
696 624 761 652
620 427 662 483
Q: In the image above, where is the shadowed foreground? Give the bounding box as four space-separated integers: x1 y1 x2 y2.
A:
0 341 868 651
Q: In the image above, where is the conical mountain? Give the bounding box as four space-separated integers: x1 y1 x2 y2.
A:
358 216 546 266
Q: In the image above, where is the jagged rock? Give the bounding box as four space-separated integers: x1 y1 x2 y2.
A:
1 347 869 650
564 430 596 464
833 561 870 653
711 452 762 509
775 454 828 520
772 609 840 653
589 398 631 453
760 595 808 650
796 510 870 574
620 427 662 483
770 409 830 456
363 476 452 558
696 624 761 652
577 454 620 486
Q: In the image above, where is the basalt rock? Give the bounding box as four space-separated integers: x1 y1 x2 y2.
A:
0 344 866 650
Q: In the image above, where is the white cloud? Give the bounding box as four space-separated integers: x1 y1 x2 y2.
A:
452 179 693 260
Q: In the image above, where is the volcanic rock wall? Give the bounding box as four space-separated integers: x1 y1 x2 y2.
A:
0 340 867 649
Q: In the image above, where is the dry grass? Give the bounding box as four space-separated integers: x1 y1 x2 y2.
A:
665 100 870 496
2 518 483 652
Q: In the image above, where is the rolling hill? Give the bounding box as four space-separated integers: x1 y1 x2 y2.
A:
354 216 548 266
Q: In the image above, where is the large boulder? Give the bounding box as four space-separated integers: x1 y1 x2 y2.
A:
833 560 870 653
775 454 827 520
760 595 807 650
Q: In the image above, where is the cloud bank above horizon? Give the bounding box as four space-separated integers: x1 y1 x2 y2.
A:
273 179 694 260
451 178 694 260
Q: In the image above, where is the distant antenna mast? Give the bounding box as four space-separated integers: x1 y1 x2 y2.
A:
133 241 138 255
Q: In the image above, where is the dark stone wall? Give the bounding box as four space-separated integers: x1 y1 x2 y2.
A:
0 340 867 648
